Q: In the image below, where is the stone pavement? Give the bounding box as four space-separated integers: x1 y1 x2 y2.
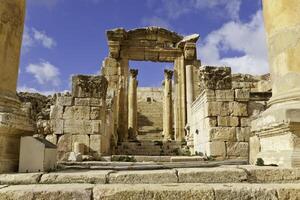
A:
0 165 299 199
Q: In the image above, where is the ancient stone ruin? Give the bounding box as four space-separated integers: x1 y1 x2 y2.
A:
0 0 300 199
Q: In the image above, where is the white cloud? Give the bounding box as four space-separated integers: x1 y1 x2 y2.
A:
32 29 56 49
193 0 241 21
198 10 269 75
141 17 171 29
152 0 241 21
22 27 56 51
26 61 61 86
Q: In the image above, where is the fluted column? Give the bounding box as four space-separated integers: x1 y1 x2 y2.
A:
128 69 138 140
163 69 173 141
251 0 300 167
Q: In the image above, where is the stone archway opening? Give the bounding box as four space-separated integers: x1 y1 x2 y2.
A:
129 61 173 142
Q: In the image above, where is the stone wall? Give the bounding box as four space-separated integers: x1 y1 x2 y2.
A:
190 66 271 160
137 87 163 134
47 75 109 161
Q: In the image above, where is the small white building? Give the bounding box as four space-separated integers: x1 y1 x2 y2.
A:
19 136 57 173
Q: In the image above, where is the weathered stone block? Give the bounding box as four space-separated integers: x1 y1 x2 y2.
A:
63 120 92 135
199 66 232 91
50 105 63 119
236 127 251 142
45 134 57 145
232 81 254 89
40 170 112 184
51 120 64 135
230 102 248 117
240 117 250 127
74 98 104 107
72 75 108 98
90 107 101 120
206 141 226 157
217 116 239 127
92 120 103 134
249 135 260 165
90 135 102 159
72 134 89 154
177 168 247 183
215 90 234 102
208 127 236 141
205 102 230 117
57 134 72 160
235 89 250 101
109 170 178 184
204 117 217 128
226 142 248 157
63 106 90 120
56 96 73 106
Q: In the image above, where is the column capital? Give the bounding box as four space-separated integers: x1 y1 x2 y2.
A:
164 69 173 80
129 69 138 78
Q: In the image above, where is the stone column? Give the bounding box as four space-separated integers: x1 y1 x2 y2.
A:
185 65 194 124
128 69 138 140
185 65 194 149
0 0 34 173
163 69 173 141
0 0 25 105
251 0 300 167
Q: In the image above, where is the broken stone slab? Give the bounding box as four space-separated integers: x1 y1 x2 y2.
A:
108 169 178 184
0 173 42 185
0 184 93 200
238 165 300 183
177 167 247 183
40 170 112 184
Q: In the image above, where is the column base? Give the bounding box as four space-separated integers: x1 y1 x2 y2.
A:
0 95 35 173
251 102 300 167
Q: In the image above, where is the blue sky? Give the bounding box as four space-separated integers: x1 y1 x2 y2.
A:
19 0 268 94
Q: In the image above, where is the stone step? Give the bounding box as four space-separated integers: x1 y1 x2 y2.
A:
1 183 300 199
1 165 299 185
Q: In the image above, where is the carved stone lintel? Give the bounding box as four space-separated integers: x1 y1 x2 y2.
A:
164 69 173 80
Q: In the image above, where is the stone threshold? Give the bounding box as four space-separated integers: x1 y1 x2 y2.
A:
0 165 299 185
0 183 300 200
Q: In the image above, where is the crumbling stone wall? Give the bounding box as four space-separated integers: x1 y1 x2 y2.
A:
190 66 271 160
47 75 109 161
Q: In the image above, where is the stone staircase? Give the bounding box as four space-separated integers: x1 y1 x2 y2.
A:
137 130 163 141
0 165 299 199
115 141 182 156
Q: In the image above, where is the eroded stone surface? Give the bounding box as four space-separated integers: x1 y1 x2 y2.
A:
109 169 178 184
40 170 112 184
177 167 247 183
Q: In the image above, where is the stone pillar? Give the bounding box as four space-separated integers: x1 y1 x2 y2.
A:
185 65 194 150
128 69 138 140
251 0 300 167
163 69 173 141
0 0 34 173
185 65 194 124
